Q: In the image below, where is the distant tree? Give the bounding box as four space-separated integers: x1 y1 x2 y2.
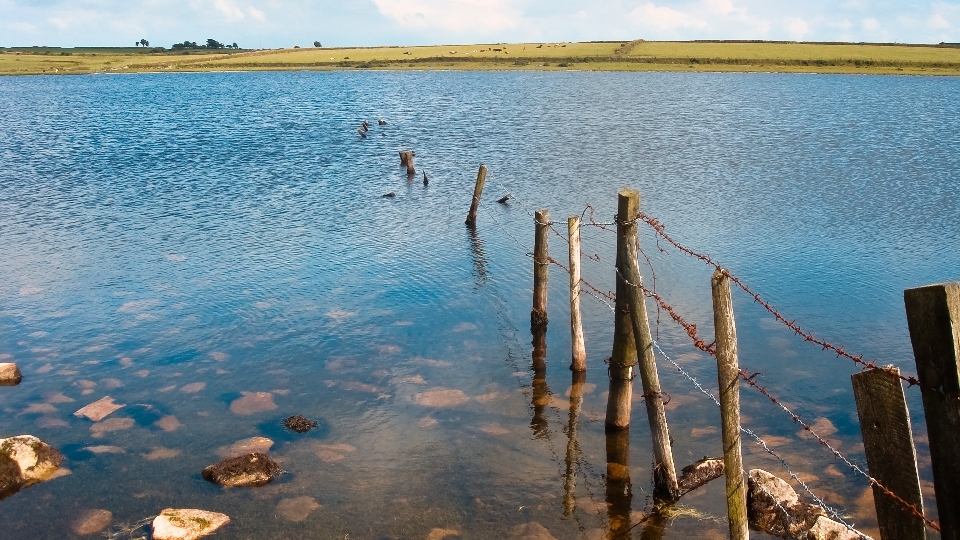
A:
314 41 322 48
135 41 140 47
172 41 199 50
140 39 149 47
231 42 238 49
206 38 224 49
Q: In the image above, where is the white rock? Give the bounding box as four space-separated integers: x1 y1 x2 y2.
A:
0 363 22 385
151 509 230 540
807 516 871 540
0 435 64 497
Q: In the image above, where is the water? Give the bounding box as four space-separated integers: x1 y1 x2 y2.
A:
1 70 958 539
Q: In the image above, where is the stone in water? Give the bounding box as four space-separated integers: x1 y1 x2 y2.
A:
152 508 230 540
74 396 123 422
201 453 281 487
283 415 318 433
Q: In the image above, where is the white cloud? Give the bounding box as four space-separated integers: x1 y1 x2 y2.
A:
214 0 245 20
372 0 522 32
862 17 881 31
784 16 809 38
628 3 707 31
248 6 265 21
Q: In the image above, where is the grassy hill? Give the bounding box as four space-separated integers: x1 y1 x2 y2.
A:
2 40 959 76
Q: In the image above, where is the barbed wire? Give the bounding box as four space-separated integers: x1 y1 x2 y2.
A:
633 210 922 388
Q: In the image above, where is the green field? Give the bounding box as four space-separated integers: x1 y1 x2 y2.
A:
3 40 960 76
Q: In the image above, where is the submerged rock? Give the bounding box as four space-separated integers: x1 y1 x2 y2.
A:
216 436 273 458
74 396 124 422
0 435 64 499
152 508 230 540
283 415 318 433
747 468 827 538
807 516 869 540
71 509 113 535
276 496 321 522
201 452 281 487
0 363 23 386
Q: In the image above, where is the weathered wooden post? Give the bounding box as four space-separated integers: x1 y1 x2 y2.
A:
852 366 926 540
563 370 586 516
711 268 749 540
405 153 415 177
904 282 960 540
606 190 638 431
530 324 549 438
568 215 587 371
399 150 413 166
464 164 487 227
618 189 679 502
531 209 549 329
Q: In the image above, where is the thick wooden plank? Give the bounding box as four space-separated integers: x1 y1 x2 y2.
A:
712 269 749 540
464 164 486 226
852 367 926 540
904 282 960 540
531 209 549 329
568 215 587 371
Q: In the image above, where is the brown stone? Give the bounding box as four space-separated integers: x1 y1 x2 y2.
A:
201 453 281 487
276 496 321 522
747 469 827 538
216 437 273 459
807 516 870 540
74 396 123 422
0 435 64 499
283 415 318 433
0 363 23 386
152 508 230 540
229 392 277 415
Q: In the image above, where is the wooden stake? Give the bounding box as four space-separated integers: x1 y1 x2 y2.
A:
605 427 633 537
618 188 680 501
464 164 487 227
711 269 749 540
531 209 549 329
904 282 960 540
406 153 415 177
852 367 926 540
563 370 586 516
530 325 549 438
606 190 638 430
568 215 587 371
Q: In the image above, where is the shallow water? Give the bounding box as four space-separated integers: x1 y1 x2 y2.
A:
1 70 958 539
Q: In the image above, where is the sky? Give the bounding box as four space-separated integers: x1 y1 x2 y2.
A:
2 0 959 49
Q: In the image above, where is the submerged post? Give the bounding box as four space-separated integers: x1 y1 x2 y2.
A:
711 268 749 540
568 215 587 371
904 282 960 540
606 190 638 431
531 209 550 330
619 189 679 501
406 153 415 177
464 164 487 226
851 367 926 540
563 370 586 516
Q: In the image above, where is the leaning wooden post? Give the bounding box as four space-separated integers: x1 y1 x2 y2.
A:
904 282 960 540
852 367 926 540
464 164 487 226
531 209 550 329
568 215 587 371
607 198 638 429
618 189 679 501
711 268 749 540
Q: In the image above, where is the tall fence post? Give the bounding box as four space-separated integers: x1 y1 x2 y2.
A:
619 189 679 501
606 190 638 430
851 367 926 540
904 282 960 540
464 164 487 227
711 268 749 540
531 209 549 329
568 215 587 371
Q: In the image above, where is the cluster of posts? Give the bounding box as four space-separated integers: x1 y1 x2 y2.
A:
463 169 960 540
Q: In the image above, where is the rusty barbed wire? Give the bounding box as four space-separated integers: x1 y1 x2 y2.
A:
634 210 922 388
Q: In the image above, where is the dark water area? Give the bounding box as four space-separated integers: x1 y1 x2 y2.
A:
0 70 958 539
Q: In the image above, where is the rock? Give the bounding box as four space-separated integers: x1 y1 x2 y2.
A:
152 508 230 540
276 496 321 522
71 509 113 535
216 436 273 458
807 516 869 540
283 415 318 433
229 392 277 415
511 522 558 540
748 469 827 538
382 192 395 198
90 417 134 438
201 453 281 487
678 457 724 494
0 363 23 386
0 435 64 499
74 396 124 422
414 388 470 407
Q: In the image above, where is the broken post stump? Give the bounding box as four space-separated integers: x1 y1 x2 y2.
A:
712 268 749 540
465 164 487 226
904 282 960 540
852 367 926 540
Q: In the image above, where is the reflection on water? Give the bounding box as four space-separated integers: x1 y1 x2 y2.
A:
1 70 958 538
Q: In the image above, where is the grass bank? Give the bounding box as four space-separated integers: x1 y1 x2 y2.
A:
2 40 960 76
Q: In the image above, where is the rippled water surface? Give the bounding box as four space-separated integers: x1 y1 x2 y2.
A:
1 71 958 539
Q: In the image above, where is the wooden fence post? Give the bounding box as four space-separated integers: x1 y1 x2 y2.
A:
904 282 960 540
405 153 415 177
464 164 487 226
851 367 926 540
568 215 587 371
563 370 586 516
618 189 679 501
711 268 749 540
530 325 549 438
606 190 638 430
531 209 549 329
605 427 633 537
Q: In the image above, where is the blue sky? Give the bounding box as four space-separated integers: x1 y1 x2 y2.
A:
3 0 959 48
